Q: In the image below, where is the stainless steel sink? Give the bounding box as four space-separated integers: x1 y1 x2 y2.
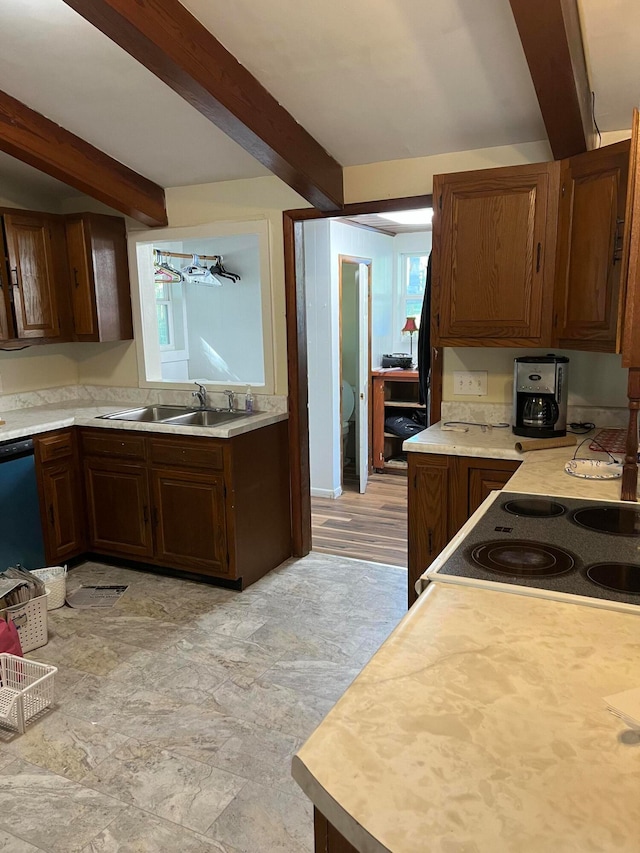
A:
164 409 249 427
100 405 194 423
100 405 252 427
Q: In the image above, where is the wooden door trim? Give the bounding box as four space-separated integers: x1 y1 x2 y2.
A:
284 194 434 556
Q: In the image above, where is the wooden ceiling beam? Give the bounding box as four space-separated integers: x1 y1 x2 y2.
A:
62 0 344 211
0 89 167 227
509 0 596 160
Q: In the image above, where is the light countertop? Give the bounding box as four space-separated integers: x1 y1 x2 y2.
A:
293 583 640 852
0 401 286 442
405 421 635 502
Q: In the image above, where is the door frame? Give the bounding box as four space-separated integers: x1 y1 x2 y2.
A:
338 255 372 488
283 194 439 556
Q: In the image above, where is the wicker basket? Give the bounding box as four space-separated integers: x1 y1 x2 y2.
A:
31 566 67 610
1 593 49 653
0 654 57 733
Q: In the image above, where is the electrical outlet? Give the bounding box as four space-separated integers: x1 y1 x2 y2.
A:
453 370 488 396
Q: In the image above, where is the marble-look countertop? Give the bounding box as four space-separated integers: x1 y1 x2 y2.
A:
0 401 287 443
293 583 640 853
404 421 635 501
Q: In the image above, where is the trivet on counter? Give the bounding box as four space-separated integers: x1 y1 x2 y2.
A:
589 428 626 456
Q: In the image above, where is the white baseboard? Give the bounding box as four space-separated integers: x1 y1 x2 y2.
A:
310 486 342 499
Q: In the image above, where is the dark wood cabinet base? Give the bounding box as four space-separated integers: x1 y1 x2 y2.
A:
314 809 359 853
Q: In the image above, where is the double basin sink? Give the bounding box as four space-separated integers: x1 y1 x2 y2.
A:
100 405 252 428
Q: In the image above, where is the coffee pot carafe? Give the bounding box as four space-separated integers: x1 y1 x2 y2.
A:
513 356 568 438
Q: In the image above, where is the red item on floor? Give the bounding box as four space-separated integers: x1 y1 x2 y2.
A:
0 619 23 657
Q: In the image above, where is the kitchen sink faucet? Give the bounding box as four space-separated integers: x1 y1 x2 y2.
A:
192 382 208 409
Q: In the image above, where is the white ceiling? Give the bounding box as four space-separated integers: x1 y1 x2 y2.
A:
0 0 636 205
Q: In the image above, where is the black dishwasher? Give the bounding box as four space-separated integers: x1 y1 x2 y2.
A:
0 437 46 570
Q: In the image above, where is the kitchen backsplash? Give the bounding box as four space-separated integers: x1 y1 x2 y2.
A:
0 385 288 415
440 401 629 430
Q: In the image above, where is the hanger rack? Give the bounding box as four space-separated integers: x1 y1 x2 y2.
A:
154 249 221 262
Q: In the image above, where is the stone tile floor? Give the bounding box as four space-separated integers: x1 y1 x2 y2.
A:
0 553 406 852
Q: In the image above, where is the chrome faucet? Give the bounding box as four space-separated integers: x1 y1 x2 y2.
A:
223 389 235 412
192 382 207 409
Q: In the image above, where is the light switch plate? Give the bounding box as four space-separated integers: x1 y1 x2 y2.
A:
453 370 488 396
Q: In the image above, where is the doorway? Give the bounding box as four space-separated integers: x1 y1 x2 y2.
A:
339 255 371 495
284 196 441 558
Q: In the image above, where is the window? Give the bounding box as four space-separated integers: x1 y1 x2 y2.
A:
155 281 174 349
403 254 429 322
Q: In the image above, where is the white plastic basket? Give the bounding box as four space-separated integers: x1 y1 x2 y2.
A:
1 593 49 653
0 654 57 733
31 566 67 610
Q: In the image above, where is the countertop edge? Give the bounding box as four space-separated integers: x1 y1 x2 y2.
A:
0 406 287 442
292 756 390 853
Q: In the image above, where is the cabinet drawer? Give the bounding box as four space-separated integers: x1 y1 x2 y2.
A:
81 429 146 460
37 430 74 463
149 437 224 470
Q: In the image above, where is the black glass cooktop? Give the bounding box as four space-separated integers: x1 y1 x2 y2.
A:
432 492 640 607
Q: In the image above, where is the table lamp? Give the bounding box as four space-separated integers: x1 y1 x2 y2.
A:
401 316 418 359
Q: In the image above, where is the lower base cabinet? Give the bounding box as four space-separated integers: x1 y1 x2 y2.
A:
35 423 291 589
408 452 521 606
34 429 85 564
314 809 358 853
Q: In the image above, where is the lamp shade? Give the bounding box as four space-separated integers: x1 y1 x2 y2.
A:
401 316 418 334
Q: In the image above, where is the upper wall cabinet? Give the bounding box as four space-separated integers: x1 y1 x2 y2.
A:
554 141 630 352
3 212 67 340
432 162 560 347
0 208 132 348
431 137 638 354
65 213 133 342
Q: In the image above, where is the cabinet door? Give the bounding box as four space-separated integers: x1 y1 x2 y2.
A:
65 214 133 342
39 462 85 563
621 110 640 367
4 213 60 339
84 458 153 558
407 454 449 607
432 162 559 346
467 461 520 518
65 216 97 338
555 141 630 351
150 468 229 576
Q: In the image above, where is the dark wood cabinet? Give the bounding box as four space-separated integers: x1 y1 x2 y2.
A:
84 457 154 559
0 207 131 347
314 809 358 853
75 423 291 588
34 430 85 564
408 452 520 606
432 162 559 347
3 212 64 339
554 141 630 351
371 370 424 473
150 468 228 576
65 213 133 342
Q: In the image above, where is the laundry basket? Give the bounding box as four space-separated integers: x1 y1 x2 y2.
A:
31 566 67 610
2 593 49 653
0 654 57 733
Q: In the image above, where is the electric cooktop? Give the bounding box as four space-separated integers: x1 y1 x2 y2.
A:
426 492 640 610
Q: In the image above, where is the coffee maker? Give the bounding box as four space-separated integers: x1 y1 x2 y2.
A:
513 355 569 438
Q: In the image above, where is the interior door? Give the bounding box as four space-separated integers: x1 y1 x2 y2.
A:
357 262 369 494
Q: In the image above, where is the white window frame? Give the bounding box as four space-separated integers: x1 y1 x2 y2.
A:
128 219 275 393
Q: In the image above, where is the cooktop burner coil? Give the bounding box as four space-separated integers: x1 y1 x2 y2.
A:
469 540 576 577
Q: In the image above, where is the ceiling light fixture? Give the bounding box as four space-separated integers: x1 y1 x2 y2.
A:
378 208 433 226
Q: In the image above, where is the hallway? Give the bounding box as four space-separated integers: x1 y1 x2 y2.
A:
311 472 407 567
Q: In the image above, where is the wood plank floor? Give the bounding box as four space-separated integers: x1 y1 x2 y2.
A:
311 471 408 567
